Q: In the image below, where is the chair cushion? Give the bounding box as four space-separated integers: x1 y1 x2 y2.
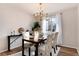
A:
24 42 33 48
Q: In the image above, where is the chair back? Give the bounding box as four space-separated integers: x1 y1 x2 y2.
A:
23 32 30 40
34 31 39 42
22 31 30 44
44 34 53 56
52 32 58 46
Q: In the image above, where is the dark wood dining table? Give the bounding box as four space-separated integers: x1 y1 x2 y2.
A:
22 37 47 56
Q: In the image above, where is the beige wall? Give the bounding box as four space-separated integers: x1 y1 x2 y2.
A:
77 5 79 53
61 7 78 49
0 4 35 52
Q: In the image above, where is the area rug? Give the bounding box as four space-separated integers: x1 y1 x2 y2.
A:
9 47 60 56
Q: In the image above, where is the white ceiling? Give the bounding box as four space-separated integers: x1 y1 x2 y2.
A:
17 3 78 15
0 3 78 15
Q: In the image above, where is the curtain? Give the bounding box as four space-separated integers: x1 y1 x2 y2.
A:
56 13 63 45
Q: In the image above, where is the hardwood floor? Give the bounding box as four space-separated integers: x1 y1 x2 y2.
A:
58 46 78 56
0 46 22 56
0 46 78 56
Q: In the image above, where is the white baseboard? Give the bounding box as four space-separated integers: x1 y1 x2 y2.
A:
0 49 7 53
60 44 77 49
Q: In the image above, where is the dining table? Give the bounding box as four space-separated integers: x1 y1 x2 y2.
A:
22 36 47 56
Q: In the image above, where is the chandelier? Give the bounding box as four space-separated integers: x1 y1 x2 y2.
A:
33 3 48 21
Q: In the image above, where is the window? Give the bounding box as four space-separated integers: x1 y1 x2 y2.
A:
42 17 59 34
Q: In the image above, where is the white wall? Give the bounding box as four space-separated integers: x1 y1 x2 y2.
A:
77 5 79 53
0 4 34 52
61 7 78 49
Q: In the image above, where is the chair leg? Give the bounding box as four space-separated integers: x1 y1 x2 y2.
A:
54 48 56 53
52 46 56 53
40 53 42 56
56 45 58 50
50 52 52 56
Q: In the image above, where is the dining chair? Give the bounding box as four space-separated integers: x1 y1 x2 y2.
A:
52 32 58 53
38 34 53 56
22 31 31 45
34 31 39 42
29 31 39 56
25 31 40 56
22 30 33 56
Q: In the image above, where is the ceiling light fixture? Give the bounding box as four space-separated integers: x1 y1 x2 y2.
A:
33 3 48 21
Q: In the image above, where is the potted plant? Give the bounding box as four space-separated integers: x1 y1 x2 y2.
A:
32 22 40 31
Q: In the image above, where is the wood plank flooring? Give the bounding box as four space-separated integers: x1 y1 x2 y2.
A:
0 46 78 56
58 46 78 56
0 46 22 56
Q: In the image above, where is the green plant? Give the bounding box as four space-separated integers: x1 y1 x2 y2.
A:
32 22 40 31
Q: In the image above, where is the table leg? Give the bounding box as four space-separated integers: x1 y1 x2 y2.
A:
28 47 31 56
35 44 38 56
8 36 10 51
22 39 24 56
